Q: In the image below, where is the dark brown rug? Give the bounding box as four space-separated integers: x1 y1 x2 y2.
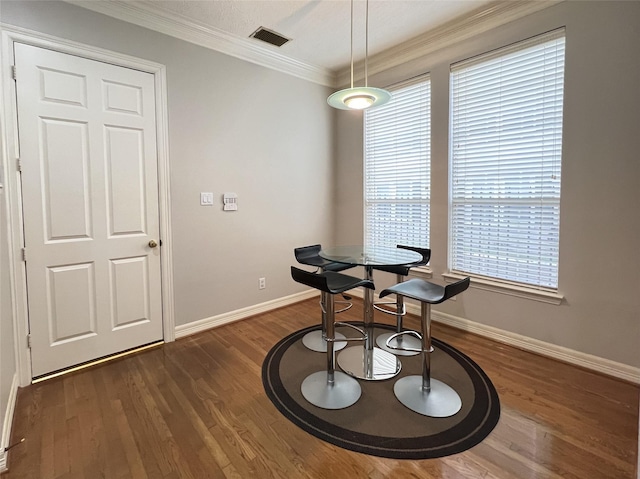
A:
262 323 500 459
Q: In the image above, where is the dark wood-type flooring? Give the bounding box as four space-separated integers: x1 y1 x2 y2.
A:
3 298 639 478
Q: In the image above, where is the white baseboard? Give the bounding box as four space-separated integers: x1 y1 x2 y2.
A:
175 290 319 339
175 289 639 385
402 302 640 385
0 373 19 473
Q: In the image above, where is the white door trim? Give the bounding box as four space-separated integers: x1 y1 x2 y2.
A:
0 24 175 387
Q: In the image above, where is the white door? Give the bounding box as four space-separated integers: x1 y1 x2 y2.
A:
14 43 163 377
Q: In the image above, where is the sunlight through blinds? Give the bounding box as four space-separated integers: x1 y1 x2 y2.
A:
365 75 430 259
450 29 565 289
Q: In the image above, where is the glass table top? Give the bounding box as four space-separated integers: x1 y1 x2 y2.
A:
320 245 422 267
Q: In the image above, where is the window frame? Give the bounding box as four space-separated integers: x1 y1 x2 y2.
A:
363 73 432 276
447 29 566 303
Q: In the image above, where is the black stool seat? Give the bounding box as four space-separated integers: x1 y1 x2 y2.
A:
294 244 354 273
372 245 430 276
374 246 431 357
291 266 373 410
379 276 470 418
294 244 355 353
379 277 469 304
292 268 374 295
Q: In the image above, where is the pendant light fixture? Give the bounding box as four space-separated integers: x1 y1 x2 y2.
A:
327 0 392 110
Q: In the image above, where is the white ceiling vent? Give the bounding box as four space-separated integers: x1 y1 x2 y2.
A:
249 27 290 47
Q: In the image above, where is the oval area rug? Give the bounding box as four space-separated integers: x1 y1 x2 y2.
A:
262 323 500 459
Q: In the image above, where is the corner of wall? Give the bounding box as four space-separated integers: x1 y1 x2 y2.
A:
0 372 19 473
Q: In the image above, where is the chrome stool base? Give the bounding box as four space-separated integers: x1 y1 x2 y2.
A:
302 330 347 353
393 376 462 417
301 371 362 410
376 332 420 356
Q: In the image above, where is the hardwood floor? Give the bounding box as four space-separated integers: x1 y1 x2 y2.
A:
3 298 639 478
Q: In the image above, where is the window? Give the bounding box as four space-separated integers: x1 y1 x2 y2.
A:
364 75 430 259
450 29 565 290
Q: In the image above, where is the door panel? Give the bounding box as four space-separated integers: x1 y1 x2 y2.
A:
40 118 92 241
103 80 142 115
15 43 163 377
109 256 151 329
40 67 88 107
105 126 147 236
46 262 97 344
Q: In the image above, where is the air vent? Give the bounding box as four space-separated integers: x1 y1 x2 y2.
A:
249 27 290 47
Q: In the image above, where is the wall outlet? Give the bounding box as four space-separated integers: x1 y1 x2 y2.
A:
259 277 266 290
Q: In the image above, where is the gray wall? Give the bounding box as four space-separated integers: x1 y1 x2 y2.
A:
0 0 337 328
0 1 637 392
0 0 337 436
335 1 640 367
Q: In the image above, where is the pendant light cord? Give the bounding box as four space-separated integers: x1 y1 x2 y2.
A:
327 0 390 110
350 0 354 89
349 0 370 89
365 0 369 88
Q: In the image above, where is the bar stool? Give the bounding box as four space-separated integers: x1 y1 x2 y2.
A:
373 245 431 357
291 266 372 409
378 276 470 417
294 245 354 353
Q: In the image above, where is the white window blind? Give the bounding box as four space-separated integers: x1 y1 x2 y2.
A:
450 29 565 289
364 76 430 258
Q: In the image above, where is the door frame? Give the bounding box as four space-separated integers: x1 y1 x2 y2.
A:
0 24 175 386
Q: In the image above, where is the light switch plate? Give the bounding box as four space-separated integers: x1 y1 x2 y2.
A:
200 192 214 206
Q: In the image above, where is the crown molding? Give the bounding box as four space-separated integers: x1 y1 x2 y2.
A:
65 0 337 87
66 1 560 89
337 0 563 87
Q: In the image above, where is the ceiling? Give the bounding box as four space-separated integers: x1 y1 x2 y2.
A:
71 0 556 85
134 0 496 71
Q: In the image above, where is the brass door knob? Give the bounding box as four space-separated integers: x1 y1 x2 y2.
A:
148 239 158 248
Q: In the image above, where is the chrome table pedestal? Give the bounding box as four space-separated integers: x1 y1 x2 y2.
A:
319 246 422 382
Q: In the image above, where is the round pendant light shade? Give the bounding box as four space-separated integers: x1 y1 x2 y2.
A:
327 87 391 110
328 0 391 111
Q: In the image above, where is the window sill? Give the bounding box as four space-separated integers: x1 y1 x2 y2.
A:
409 265 433 279
442 272 564 305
